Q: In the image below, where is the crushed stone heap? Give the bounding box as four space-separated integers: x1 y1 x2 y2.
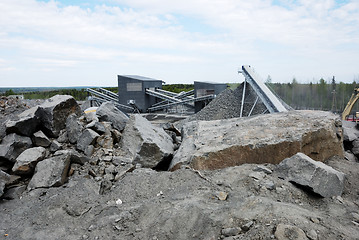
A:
185 83 267 123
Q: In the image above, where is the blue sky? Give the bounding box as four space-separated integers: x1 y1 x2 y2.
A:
0 0 358 87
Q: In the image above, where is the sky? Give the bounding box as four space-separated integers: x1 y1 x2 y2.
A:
0 0 358 87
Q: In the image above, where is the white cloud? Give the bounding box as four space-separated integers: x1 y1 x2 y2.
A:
0 0 358 86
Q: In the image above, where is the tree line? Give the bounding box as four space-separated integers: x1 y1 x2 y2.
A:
266 77 358 113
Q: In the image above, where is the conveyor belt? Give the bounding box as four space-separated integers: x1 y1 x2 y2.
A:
241 65 287 113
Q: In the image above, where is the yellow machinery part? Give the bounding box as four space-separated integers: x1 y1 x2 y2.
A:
342 87 359 120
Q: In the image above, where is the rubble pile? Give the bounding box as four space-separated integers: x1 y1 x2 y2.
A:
1 94 359 239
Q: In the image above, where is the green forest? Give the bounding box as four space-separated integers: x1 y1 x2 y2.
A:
2 81 359 114
266 78 358 113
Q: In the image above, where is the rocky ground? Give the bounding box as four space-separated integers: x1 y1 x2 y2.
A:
1 92 359 240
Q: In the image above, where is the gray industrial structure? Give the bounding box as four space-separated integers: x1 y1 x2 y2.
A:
117 75 163 112
87 75 226 113
86 65 288 115
194 81 228 113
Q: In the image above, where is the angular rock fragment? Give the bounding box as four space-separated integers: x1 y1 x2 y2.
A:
170 110 344 170
276 152 345 197
120 115 174 168
351 139 359 156
0 133 32 162
96 102 129 131
87 121 106 134
66 113 83 144
5 106 40 137
342 120 359 142
76 129 99 152
0 169 10 197
32 130 51 147
50 140 62 152
28 154 71 189
35 95 81 137
12 147 47 175
53 149 90 165
56 130 68 144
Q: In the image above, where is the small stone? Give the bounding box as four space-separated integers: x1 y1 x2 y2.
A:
351 212 359 222
306 229 318 240
241 221 254 232
249 172 265 180
88 225 96 231
221 227 241 237
310 217 320 224
116 199 122 205
275 224 307 240
217 191 228 201
50 140 62 152
264 180 276 190
32 130 51 147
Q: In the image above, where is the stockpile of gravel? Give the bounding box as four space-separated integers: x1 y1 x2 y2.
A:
185 83 267 123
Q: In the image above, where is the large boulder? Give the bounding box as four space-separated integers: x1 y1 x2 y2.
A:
170 110 344 170
96 102 129 131
76 129 99 152
276 152 345 197
0 133 32 162
120 115 174 168
35 95 81 137
27 154 71 190
66 113 83 144
5 106 40 137
0 170 10 197
12 147 47 175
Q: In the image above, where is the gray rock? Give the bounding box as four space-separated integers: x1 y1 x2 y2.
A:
57 129 68 143
89 121 106 134
120 115 174 168
84 145 95 157
275 224 308 240
306 229 318 240
12 147 47 175
32 130 51 147
0 133 32 162
96 102 129 131
344 151 357 162
2 185 26 200
0 169 11 197
96 135 113 149
241 221 254 232
170 110 344 170
28 154 71 189
351 139 359 156
276 153 345 197
76 129 100 152
50 140 62 152
53 149 90 165
66 113 83 144
35 95 81 137
342 120 359 142
221 227 241 237
5 106 40 137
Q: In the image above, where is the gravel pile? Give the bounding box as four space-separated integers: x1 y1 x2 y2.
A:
185 83 267 123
